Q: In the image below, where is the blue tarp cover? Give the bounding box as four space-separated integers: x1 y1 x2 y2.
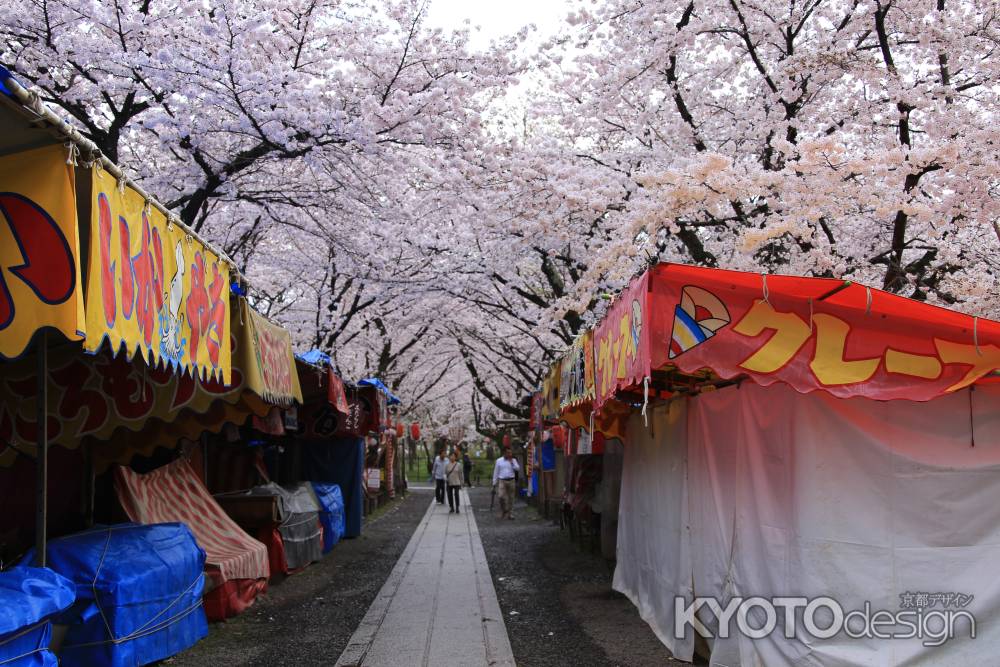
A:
28 523 208 667
302 436 364 538
357 378 401 405
0 566 75 667
295 349 331 367
311 483 346 553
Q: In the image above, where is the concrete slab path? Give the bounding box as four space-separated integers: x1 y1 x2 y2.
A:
335 489 515 667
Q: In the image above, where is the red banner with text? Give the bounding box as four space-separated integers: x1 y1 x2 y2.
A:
647 264 1000 402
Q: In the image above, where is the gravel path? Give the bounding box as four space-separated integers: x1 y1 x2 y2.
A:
470 486 687 667
168 489 430 666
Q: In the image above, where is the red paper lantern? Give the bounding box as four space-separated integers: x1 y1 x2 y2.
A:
502 433 511 448
395 422 404 439
410 422 421 440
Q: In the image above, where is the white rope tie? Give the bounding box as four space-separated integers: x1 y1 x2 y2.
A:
865 287 872 316
117 175 127 194
761 273 770 304
974 316 982 357
808 298 814 333
65 142 78 166
642 376 650 427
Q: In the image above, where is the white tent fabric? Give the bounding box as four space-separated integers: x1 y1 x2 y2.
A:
614 382 1000 666
612 400 694 659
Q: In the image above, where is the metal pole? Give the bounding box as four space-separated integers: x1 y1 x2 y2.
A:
35 330 48 567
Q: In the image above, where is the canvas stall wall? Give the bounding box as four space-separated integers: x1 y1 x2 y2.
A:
612 402 693 660
614 383 1000 665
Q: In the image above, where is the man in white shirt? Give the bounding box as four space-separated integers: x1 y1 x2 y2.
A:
432 448 447 504
492 447 521 520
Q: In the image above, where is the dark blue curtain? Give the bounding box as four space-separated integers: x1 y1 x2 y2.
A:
300 437 364 538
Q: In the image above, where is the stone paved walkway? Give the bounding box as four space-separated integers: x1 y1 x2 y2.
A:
335 488 515 667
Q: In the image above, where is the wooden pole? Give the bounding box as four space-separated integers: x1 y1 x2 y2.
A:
34 331 48 567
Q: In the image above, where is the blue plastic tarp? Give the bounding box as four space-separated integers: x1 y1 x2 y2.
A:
0 566 75 667
541 438 556 471
311 483 345 553
357 378 401 405
296 349 331 367
302 436 364 538
25 523 208 667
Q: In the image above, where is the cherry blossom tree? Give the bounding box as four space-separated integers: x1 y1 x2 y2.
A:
532 0 1000 318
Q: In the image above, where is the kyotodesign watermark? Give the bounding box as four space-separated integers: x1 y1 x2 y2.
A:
675 592 976 647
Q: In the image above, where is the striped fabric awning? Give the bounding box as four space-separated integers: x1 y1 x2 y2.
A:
115 459 269 583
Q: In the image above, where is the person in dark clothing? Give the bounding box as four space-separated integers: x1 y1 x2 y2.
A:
432 448 447 504
462 452 473 487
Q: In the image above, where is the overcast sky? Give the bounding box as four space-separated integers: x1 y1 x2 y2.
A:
424 0 572 50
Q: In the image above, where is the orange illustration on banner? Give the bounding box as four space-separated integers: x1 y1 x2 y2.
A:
0 145 84 358
242 299 302 406
83 166 231 383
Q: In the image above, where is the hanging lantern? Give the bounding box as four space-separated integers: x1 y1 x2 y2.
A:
502 432 511 448
410 422 421 440
395 422 404 439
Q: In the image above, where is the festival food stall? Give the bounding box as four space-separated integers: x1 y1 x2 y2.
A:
555 262 1000 664
0 65 251 662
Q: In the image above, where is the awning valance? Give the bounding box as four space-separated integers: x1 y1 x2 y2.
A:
0 144 84 359
82 167 232 383
589 263 1000 411
0 298 301 469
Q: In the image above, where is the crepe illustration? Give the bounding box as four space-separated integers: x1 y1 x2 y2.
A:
668 286 730 358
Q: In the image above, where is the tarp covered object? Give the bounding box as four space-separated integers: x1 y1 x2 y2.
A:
115 459 269 619
614 384 1000 665
301 437 364 538
29 524 207 667
0 566 75 667
246 483 323 571
311 483 346 553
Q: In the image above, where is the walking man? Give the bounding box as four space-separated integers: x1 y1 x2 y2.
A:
432 448 447 505
492 446 520 520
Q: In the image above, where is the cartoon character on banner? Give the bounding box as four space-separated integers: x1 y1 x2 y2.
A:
158 241 187 365
631 299 643 351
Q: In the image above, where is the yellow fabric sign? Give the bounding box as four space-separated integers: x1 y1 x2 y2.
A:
84 167 231 383
242 300 303 406
0 145 84 358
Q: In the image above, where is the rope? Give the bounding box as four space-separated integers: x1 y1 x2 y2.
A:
65 142 78 166
62 599 205 650
974 316 982 357
642 376 650 427
808 298 814 333
0 647 47 665
0 619 50 648
865 287 872 316
969 387 976 448
761 273 770 304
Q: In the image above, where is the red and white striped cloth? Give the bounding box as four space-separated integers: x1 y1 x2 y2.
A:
115 459 270 583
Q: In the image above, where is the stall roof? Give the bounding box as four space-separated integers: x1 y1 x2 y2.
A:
572 262 1000 411
358 378 402 405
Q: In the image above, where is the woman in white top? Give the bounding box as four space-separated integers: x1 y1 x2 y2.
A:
446 453 465 513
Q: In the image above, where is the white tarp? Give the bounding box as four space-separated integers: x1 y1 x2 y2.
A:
614 382 1000 666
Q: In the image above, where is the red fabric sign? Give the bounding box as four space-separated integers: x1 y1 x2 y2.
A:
646 264 1000 402
327 369 350 415
593 273 650 411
